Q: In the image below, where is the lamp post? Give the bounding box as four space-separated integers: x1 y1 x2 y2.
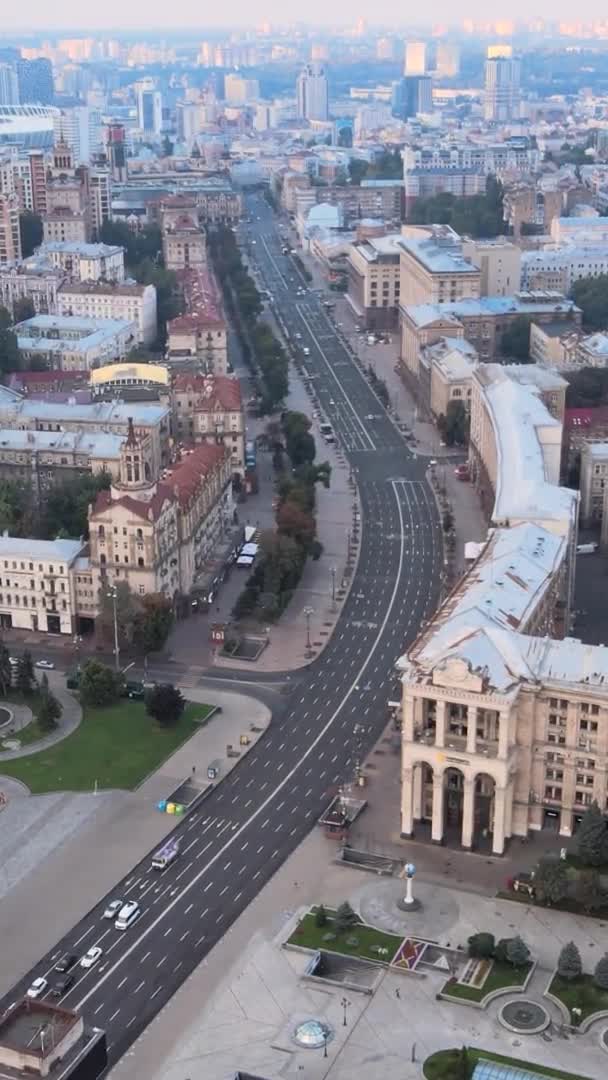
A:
303 606 314 658
106 586 120 672
330 565 337 610
341 997 351 1026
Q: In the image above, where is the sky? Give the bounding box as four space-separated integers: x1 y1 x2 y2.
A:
3 2 608 32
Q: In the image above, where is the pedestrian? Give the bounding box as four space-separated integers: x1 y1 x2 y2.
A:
395 987 400 999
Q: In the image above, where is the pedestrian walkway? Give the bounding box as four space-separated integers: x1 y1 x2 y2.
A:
0 673 81 761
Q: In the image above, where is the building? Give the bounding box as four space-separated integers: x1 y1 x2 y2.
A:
0 63 19 107
42 139 92 244
0 104 56 150
0 997 106 1077
172 373 244 475
224 75 260 106
0 192 21 264
88 426 233 604
89 168 111 237
521 246 608 293
160 196 206 272
435 42 460 78
57 281 157 346
391 76 432 120
462 238 521 298
106 123 128 183
31 241 125 282
16 57 54 105
296 63 329 122
484 49 521 122
398 226 481 308
0 427 124 497
15 314 136 371
404 41 427 76
0 536 86 634
529 322 581 370
53 106 102 166
580 442 608 528
136 80 162 137
403 167 485 213
166 268 227 374
347 234 401 329
421 336 479 419
0 264 60 316
550 216 608 245
89 361 170 401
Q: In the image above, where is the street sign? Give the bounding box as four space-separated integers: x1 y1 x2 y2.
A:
210 623 225 644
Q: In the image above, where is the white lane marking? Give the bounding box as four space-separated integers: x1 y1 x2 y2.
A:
108 1008 120 1023
117 977 128 990
73 488 405 1012
133 980 145 993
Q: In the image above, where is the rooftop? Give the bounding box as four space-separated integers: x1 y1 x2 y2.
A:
36 241 123 258
0 536 84 562
173 373 242 411
424 336 478 380
0 428 124 458
58 281 149 297
398 226 478 275
0 396 170 427
0 999 78 1059
403 292 579 328
168 268 225 332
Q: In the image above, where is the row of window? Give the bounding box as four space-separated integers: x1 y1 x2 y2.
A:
545 785 594 807
0 593 67 610
2 560 65 574
1 578 66 592
99 554 145 568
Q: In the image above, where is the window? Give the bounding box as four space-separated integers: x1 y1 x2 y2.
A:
138 557 144 567
545 785 562 800
100 554 106 566
138 585 145 595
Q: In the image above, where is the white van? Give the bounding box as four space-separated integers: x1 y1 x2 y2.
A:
115 901 140 931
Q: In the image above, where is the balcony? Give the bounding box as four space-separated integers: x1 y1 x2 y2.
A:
413 728 499 758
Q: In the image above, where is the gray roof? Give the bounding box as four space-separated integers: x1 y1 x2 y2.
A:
0 537 83 563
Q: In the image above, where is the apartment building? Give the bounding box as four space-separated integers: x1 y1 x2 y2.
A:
166 268 227 374
0 265 60 317
521 246 608 293
31 241 125 282
462 238 521 297
419 337 478 419
57 281 158 346
580 442 608 528
172 373 244 475
398 226 481 308
0 428 123 497
400 365 593 855
0 537 85 634
159 196 206 272
0 191 21 264
347 234 401 329
15 314 137 371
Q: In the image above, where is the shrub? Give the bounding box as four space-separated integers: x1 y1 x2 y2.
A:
506 935 530 968
594 953 608 991
494 938 511 965
334 900 358 934
314 904 328 928
557 941 582 982
577 800 608 867
467 932 495 959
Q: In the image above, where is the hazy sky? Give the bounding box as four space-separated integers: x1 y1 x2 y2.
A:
3 2 608 32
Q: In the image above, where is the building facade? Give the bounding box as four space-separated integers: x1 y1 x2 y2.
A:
15 314 137 371
398 226 481 308
0 537 85 634
57 281 157 346
172 373 244 475
347 234 401 329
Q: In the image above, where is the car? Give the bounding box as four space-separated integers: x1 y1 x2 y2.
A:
54 953 77 973
26 977 48 999
302 347 310 356
115 900 141 931
52 974 75 997
428 459 437 468
8 656 19 667
329 399 335 406
80 946 103 969
35 659 55 670
103 899 123 919
510 871 535 897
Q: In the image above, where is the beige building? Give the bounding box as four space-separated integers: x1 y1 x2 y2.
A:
529 322 581 370
88 423 233 603
580 442 608 530
346 234 401 330
0 536 85 634
462 238 521 297
421 337 478 419
42 139 92 244
57 281 158 346
399 363 599 855
0 192 21 265
160 196 207 272
398 225 481 308
0 428 122 498
172 373 245 475
166 269 227 374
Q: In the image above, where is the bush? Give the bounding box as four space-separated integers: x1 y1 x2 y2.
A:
557 941 583 982
594 953 608 991
467 932 495 960
334 901 358 934
506 935 530 968
315 904 328 928
534 856 568 905
494 938 511 965
79 660 121 708
577 800 608 867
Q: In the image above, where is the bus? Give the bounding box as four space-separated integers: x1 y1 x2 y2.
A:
151 837 180 871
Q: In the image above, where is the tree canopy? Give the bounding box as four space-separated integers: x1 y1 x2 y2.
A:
500 315 533 362
78 660 122 708
19 211 43 258
571 274 608 332
407 176 505 238
145 683 185 728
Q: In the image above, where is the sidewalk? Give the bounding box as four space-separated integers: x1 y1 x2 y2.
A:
0 685 270 996
0 672 81 761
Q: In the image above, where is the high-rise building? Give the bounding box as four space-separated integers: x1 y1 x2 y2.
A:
106 124 127 183
391 76 433 120
376 37 396 61
404 41 427 76
0 192 21 264
484 47 521 122
296 62 329 122
136 80 162 137
435 42 460 78
16 57 53 104
53 107 102 166
0 64 19 106
223 74 260 106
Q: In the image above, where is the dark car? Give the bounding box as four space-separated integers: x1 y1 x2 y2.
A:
52 973 75 997
54 953 77 973
510 871 535 897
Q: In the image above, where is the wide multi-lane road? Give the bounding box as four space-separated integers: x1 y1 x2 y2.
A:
0 194 442 1071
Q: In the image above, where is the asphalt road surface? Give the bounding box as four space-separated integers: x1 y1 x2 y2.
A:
0 194 442 1069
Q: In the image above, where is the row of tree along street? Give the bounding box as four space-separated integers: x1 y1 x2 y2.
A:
209 225 288 414
0 642 62 733
231 411 330 625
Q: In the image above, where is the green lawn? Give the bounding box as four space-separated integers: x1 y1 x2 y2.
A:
0 700 212 793
287 910 403 964
442 959 532 1002
549 972 608 1023
424 1048 591 1080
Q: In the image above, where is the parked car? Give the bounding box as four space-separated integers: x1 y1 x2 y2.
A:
26 977 47 999
35 659 55 670
510 871 535 897
8 656 19 668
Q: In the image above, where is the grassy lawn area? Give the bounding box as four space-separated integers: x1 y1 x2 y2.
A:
549 972 608 1022
442 959 532 1002
0 700 211 793
424 1047 591 1080
287 910 403 964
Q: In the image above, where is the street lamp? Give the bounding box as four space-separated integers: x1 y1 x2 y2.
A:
106 586 120 672
303 606 314 658
341 997 351 1026
330 565 337 610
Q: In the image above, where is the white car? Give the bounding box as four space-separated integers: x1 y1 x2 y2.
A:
8 656 19 667
26 977 48 999
303 347 310 356
103 899 123 919
35 659 55 670
80 946 103 969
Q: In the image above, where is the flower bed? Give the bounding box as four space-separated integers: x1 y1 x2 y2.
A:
548 972 608 1024
441 959 532 1003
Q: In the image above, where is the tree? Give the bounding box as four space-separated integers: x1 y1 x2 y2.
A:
19 211 43 258
96 579 141 649
133 593 174 654
557 941 582 982
41 471 112 541
13 297 35 324
79 660 121 708
0 638 12 696
0 306 11 330
506 935 530 968
594 953 608 991
161 134 174 157
145 683 185 728
15 651 35 696
575 868 606 913
500 316 533 362
572 276 608 332
0 327 20 373
315 904 328 928
36 672 62 732
534 856 568 905
0 479 33 538
577 800 608 867
334 900 358 934
467 932 495 959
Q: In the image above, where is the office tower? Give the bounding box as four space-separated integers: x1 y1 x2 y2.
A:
0 192 22 264
16 57 53 104
404 41 427 76
29 150 47 214
0 64 19 106
223 74 260 106
136 80 163 137
484 46 521 122
435 42 460 78
106 123 128 182
53 107 101 166
376 37 396 61
89 168 111 237
296 62 329 122
391 76 433 120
